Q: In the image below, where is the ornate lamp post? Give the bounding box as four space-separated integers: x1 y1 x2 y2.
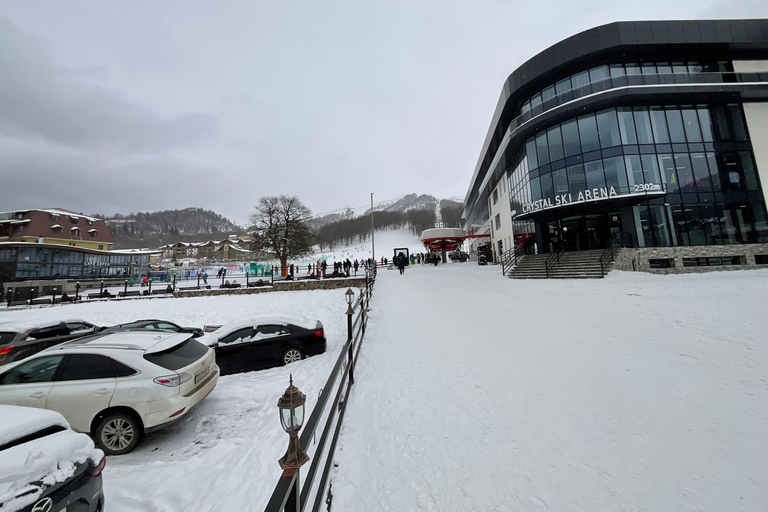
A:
345 288 355 384
277 375 309 471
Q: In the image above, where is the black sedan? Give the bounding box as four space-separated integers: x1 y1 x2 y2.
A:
0 319 100 366
0 405 105 511
202 316 327 375
101 319 204 337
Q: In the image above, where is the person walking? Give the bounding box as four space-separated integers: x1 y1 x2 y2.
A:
397 253 406 275
203 271 208 284
354 259 359 274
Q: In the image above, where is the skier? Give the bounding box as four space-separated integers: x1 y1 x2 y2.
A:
397 253 406 275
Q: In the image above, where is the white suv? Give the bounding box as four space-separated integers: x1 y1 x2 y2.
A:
0 331 219 455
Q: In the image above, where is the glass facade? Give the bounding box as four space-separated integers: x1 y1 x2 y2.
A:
2 246 150 280
508 104 768 249
520 61 731 117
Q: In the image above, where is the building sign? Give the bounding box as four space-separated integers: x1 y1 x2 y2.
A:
521 183 664 215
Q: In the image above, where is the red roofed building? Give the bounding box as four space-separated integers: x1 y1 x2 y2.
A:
0 208 115 251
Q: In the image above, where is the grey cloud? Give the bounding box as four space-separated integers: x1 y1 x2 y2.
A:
0 15 218 153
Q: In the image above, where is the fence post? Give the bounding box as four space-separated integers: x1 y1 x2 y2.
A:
284 472 301 512
124 280 128 296
75 282 80 303
148 279 152 295
347 310 354 385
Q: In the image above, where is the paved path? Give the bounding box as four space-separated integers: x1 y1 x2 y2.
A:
330 264 768 512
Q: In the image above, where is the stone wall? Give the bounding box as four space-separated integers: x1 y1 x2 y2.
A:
613 243 768 274
175 276 367 298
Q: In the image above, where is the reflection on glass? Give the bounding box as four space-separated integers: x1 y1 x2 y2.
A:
633 107 654 144
603 156 628 190
624 155 644 187
617 107 637 145
562 119 581 157
567 164 586 196
649 107 670 143
585 160 606 190
536 132 550 166
547 125 564 162
596 109 621 148
665 109 687 143
681 108 703 142
690 153 712 191
698 108 714 142
641 155 661 184
578 114 600 153
552 168 568 194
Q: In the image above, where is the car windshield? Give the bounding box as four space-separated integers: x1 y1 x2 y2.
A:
143 339 208 370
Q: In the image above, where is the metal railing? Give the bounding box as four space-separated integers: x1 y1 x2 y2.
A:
599 240 615 277
264 266 376 512
500 240 533 275
544 242 565 278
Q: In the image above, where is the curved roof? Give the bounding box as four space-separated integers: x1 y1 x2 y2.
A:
464 19 768 226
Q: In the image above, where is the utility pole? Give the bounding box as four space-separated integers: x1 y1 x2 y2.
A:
370 193 375 262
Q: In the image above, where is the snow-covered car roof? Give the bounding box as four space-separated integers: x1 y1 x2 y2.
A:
0 405 103 511
0 318 93 334
199 315 319 346
60 331 195 354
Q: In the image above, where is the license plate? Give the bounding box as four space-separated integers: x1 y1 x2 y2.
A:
194 365 210 384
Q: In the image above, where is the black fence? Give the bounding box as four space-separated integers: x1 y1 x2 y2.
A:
264 267 376 512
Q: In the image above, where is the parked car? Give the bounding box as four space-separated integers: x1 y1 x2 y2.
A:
100 319 204 338
200 315 327 376
0 405 105 511
0 319 100 366
0 330 219 455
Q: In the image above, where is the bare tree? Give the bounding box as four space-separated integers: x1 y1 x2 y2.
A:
249 195 313 275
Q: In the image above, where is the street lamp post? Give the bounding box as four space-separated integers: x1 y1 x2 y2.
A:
75 282 80 303
345 287 355 384
99 280 104 298
277 375 309 511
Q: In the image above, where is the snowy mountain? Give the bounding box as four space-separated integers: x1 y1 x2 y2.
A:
310 193 460 230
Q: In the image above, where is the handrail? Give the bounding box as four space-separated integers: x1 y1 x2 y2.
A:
598 240 615 277
500 240 533 275
264 268 376 512
544 242 564 278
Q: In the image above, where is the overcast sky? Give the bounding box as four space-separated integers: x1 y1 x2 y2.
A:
1 0 766 225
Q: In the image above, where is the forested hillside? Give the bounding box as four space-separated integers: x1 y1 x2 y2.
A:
99 208 243 249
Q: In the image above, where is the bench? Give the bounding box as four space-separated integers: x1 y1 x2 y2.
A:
219 283 242 289
118 290 142 298
247 280 269 287
29 298 53 305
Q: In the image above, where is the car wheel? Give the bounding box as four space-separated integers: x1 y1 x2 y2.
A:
282 348 304 365
95 412 141 455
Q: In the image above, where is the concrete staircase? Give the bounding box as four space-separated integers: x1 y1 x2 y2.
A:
507 249 618 279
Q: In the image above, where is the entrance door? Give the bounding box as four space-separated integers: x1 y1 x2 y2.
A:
608 211 623 246
560 216 582 252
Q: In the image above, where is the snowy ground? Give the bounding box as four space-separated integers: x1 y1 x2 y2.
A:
2 260 766 511
331 264 768 512
0 288 355 511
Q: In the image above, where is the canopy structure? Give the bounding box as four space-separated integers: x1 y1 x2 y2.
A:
420 228 466 253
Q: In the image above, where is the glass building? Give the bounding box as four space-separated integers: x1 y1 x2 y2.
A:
463 20 768 268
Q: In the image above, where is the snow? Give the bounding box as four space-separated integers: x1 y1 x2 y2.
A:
0 251 765 511
304 226 427 264
0 316 91 333
198 314 319 346
330 265 768 512
0 287 354 511
0 406 103 511
0 405 69 446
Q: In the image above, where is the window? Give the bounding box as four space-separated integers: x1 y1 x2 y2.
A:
603 157 628 190
633 108 654 144
567 164 586 196
577 114 599 153
219 328 253 345
535 132 549 166
256 325 290 338
98 245 104 250
561 119 581 157
58 354 115 381
649 107 669 143
156 322 180 330
585 160 605 190
493 188 498 205
617 107 637 145
0 355 64 384
495 214 501 230
111 359 138 378
547 125 564 162
649 258 674 268
596 109 620 148
665 109 687 143
682 256 744 267
27 324 68 339
143 339 209 370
